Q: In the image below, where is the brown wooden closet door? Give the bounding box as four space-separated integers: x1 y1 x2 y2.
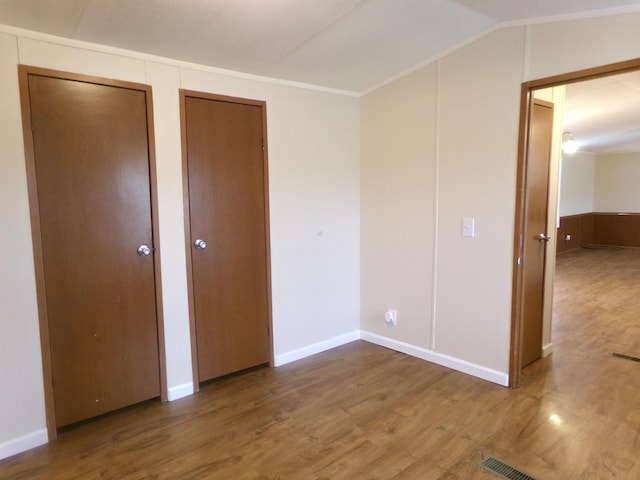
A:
184 96 270 382
26 73 160 426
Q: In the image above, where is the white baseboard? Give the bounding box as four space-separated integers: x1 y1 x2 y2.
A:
0 428 48 461
542 342 553 357
0 383 194 461
274 330 360 366
167 381 194 401
360 331 510 387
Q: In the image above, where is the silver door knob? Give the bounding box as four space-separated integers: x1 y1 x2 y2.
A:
137 244 152 256
538 234 551 242
194 239 207 250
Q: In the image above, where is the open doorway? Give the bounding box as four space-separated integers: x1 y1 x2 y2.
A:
510 58 640 388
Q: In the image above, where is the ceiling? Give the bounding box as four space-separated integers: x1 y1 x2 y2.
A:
563 71 640 154
2 0 640 93
1 0 640 152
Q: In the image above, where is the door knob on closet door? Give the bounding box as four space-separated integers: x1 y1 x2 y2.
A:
137 244 152 256
194 239 207 250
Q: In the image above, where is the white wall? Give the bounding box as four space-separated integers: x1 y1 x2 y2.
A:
559 151 597 216
0 28 360 458
435 27 524 374
559 150 640 217
361 12 640 384
527 13 640 82
360 64 437 349
361 28 523 383
594 151 640 211
0 32 48 457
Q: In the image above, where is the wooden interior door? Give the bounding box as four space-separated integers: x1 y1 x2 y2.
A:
182 92 271 383
520 99 554 367
21 68 161 427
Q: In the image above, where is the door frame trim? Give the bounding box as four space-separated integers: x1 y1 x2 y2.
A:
179 90 274 390
509 57 640 388
18 65 168 438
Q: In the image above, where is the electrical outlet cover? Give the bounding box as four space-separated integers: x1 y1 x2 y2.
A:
384 309 398 326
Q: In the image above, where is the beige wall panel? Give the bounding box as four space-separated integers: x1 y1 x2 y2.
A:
594 152 640 211
527 12 640 82
0 32 47 447
560 151 597 216
17 37 146 83
145 61 193 394
360 63 438 347
435 27 525 371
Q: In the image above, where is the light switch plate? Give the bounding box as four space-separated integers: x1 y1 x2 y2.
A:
462 217 475 238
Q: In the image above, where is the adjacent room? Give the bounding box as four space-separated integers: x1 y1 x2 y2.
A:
1 1 640 478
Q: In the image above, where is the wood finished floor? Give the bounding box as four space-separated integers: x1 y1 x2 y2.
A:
2 247 640 479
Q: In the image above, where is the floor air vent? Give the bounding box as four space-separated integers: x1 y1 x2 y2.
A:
479 457 538 480
611 352 640 363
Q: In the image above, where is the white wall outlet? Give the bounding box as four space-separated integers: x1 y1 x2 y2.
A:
384 309 398 326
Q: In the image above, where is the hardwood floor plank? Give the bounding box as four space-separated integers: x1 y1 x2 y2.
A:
2 248 640 478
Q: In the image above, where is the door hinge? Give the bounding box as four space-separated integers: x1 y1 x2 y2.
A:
517 257 523 266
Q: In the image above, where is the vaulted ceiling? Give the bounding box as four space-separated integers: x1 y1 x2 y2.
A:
2 0 640 152
2 0 640 93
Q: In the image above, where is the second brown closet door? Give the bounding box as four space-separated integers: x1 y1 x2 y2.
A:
183 93 271 382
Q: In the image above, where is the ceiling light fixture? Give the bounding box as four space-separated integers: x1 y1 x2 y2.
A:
562 132 579 154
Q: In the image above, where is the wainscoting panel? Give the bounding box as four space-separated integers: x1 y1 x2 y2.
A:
557 213 593 253
592 213 640 248
557 212 640 253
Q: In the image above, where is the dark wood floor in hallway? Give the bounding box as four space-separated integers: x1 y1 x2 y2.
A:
2 247 639 479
